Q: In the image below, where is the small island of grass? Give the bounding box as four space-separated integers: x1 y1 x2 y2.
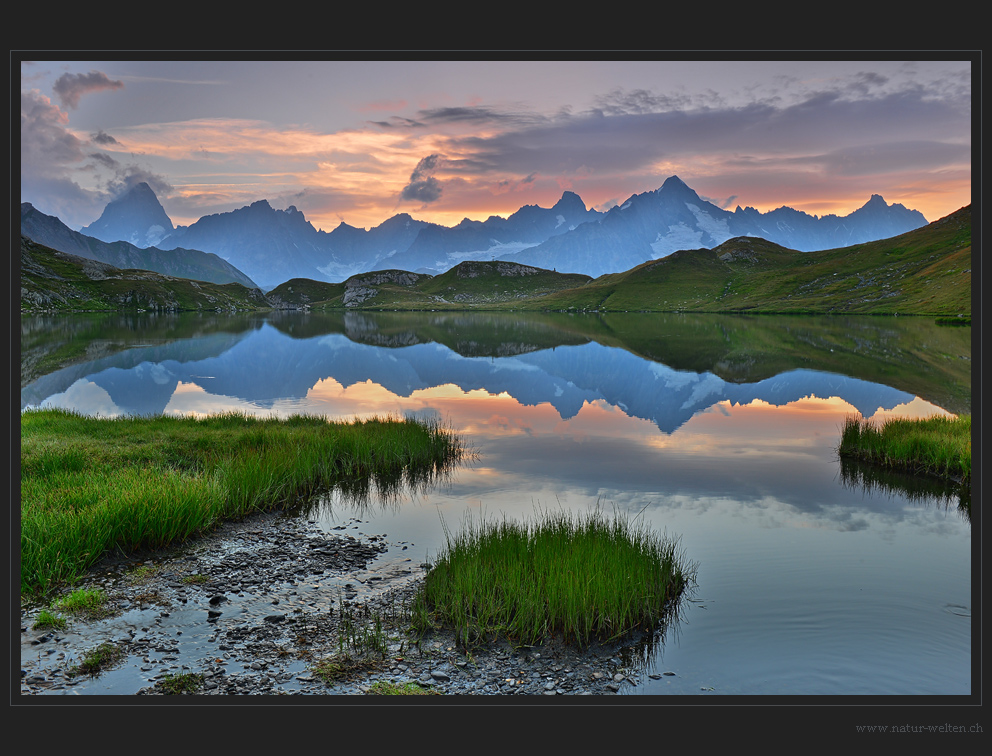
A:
837 414 971 486
411 508 695 648
20 408 465 596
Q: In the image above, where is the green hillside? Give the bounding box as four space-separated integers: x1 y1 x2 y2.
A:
20 236 269 314
265 277 346 308
267 262 591 310
525 206 971 317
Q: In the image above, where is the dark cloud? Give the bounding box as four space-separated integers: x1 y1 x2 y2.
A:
417 106 519 124
91 130 120 146
106 169 173 199
592 87 696 115
370 116 425 129
495 172 538 193
53 70 124 109
400 154 444 203
88 152 119 169
386 105 545 133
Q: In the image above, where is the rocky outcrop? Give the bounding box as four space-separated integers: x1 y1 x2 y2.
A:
341 270 432 307
455 261 543 278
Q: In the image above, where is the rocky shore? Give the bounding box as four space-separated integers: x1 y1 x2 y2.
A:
20 509 675 698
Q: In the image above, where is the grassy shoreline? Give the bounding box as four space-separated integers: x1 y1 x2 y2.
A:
20 408 464 596
837 414 971 486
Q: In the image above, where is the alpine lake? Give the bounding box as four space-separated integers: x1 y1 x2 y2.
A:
19 309 973 697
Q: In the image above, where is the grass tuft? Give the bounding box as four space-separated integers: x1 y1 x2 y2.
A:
838 414 971 485
410 507 695 648
52 587 111 619
31 609 68 631
69 641 126 677
366 680 441 695
158 672 205 694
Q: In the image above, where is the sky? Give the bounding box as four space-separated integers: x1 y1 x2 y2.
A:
18 57 973 234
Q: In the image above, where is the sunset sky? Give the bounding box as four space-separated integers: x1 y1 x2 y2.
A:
19 57 973 234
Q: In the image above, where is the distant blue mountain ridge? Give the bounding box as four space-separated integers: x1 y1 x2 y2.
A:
51 177 929 288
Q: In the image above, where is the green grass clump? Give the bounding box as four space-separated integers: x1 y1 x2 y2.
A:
31 609 68 631
158 673 205 694
69 641 126 677
366 680 440 695
411 508 695 648
311 653 385 684
21 408 464 596
838 414 971 484
52 587 111 619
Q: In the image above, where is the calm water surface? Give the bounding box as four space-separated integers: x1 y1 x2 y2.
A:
20 311 972 695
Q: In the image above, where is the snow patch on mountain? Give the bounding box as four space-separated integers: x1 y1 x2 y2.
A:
650 223 705 258
686 203 733 246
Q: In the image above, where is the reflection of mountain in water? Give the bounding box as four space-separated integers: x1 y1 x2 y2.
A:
20 329 256 413
24 319 918 432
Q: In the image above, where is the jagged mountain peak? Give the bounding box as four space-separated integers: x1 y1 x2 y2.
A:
81 181 174 248
551 190 588 213
657 175 705 201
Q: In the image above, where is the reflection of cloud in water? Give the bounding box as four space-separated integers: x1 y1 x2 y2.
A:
38 379 121 417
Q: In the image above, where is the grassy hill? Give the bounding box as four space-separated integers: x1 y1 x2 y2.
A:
525 206 971 316
20 236 270 314
266 262 592 310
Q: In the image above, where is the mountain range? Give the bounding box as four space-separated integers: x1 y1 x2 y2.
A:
44 178 928 289
23 201 969 320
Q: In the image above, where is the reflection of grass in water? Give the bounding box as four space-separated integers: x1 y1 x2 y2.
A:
294 431 472 519
839 457 970 521
298 463 463 519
